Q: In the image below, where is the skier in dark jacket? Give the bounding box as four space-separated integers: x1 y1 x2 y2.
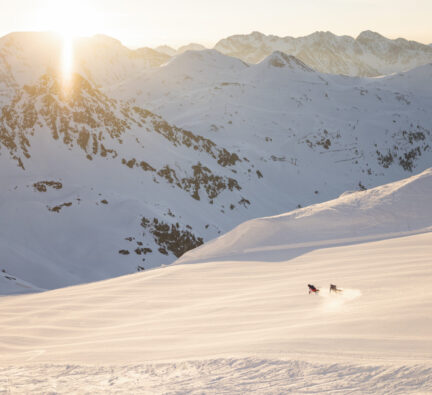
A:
308 284 319 294
329 284 342 294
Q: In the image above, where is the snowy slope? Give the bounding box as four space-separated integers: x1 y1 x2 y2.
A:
214 30 432 76
178 168 432 264
1 171 432 393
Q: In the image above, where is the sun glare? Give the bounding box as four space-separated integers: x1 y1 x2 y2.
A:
36 0 103 86
61 34 74 86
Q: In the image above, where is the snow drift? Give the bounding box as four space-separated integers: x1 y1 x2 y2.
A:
177 168 432 264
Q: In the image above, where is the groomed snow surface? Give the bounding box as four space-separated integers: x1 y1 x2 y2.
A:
1 170 432 393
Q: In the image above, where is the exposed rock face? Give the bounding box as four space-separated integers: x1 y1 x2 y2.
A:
0 67 250 289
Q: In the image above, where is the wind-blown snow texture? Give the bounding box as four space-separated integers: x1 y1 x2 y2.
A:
1 171 432 393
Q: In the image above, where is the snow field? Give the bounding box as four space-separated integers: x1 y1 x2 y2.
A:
1 231 432 392
1 358 432 394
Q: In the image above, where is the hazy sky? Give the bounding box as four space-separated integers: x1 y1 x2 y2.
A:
1 0 431 48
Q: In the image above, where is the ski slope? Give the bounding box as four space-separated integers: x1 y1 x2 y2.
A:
1 171 432 393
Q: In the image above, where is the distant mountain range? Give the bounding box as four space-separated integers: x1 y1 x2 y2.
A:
156 43 207 56
213 30 432 76
157 30 432 77
1 31 431 292
3 30 430 95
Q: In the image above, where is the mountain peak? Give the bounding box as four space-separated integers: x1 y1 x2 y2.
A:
0 31 59 43
165 49 249 72
250 31 265 38
155 45 176 56
177 43 207 54
308 31 338 40
356 30 386 42
263 51 313 72
87 34 124 48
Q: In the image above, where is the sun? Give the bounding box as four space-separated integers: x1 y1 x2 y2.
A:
36 0 104 84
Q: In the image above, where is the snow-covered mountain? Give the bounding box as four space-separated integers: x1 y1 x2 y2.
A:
177 43 207 54
1 32 432 292
0 70 248 290
215 30 432 76
115 49 432 200
73 35 171 87
0 32 170 92
155 43 207 56
155 45 177 56
1 171 432 393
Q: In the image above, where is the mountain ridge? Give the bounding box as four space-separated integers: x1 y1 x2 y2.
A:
214 30 432 76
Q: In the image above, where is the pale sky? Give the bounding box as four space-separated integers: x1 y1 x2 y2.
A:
1 0 431 48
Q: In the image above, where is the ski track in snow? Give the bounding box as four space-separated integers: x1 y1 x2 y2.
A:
1 358 431 394
318 289 362 313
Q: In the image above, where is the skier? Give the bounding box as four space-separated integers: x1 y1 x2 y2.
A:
329 284 342 294
308 284 319 294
